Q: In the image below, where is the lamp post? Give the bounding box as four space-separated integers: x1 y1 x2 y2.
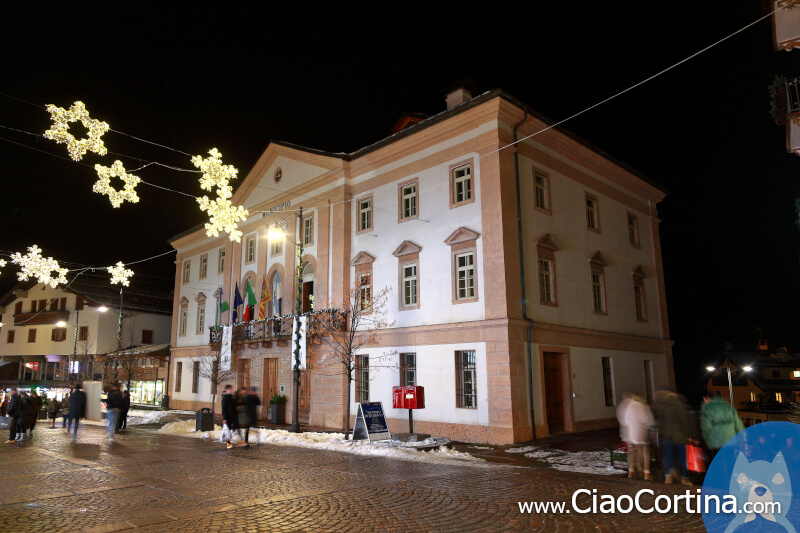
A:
269 207 304 433
706 362 752 405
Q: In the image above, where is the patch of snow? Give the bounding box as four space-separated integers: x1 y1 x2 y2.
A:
469 445 491 449
127 409 196 426
507 445 624 476
505 445 538 454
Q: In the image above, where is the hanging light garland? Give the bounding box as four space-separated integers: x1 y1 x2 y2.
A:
0 259 6 275
108 261 134 286
10 245 68 288
192 148 248 242
43 101 109 161
93 160 141 207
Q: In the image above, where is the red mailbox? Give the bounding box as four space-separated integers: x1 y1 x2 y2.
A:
392 386 404 409
392 386 425 409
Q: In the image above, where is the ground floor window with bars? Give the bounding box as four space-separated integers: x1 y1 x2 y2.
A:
601 357 615 406
356 354 369 403
400 352 416 386
456 350 477 408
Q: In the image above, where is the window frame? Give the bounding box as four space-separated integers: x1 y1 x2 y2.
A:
79 326 89 341
270 228 284 257
356 195 373 234
6 330 14 343
28 329 37 343
401 262 419 310
245 235 256 264
400 352 416 387
175 362 182 393
538 257 556 306
199 254 209 279
397 178 419 223
179 308 188 337
449 159 475 208
634 279 647 322
218 247 226 274
196 304 205 334
303 213 314 246
192 364 200 394
627 213 641 248
14 301 22 314
602 357 616 407
533 170 551 214
585 193 601 233
142 329 154 344
356 354 369 403
182 260 191 284
455 251 477 302
455 350 477 409
358 272 372 312
591 271 607 315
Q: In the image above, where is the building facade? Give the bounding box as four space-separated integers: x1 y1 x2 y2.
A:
169 87 674 444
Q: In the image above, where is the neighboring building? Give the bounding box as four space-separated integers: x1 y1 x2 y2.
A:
706 345 800 425
768 2 800 155
0 274 173 403
169 86 673 444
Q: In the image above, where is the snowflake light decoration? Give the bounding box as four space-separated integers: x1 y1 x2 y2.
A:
10 245 68 288
108 261 134 286
93 161 141 207
192 148 238 193
192 148 248 241
43 101 110 161
0 259 6 276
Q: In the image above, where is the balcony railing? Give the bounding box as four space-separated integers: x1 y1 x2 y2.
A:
208 310 347 345
13 310 70 326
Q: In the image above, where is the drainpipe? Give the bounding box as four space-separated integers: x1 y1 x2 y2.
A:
512 108 537 439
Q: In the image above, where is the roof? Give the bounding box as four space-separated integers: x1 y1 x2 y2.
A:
117 343 170 356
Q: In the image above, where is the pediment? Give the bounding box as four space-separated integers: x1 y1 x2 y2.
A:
195 292 207 302
631 265 647 279
587 251 608 267
213 287 224 299
444 227 480 246
179 296 189 306
534 233 559 252
392 240 422 257
351 251 376 266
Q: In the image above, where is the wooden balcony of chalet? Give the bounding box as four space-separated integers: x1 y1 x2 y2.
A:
13 310 70 326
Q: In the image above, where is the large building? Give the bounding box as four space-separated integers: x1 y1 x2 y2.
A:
168 87 674 444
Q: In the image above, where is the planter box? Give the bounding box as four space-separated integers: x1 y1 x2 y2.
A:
269 403 285 425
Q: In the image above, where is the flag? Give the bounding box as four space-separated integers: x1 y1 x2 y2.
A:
242 278 256 321
258 274 271 320
232 282 243 323
217 287 229 325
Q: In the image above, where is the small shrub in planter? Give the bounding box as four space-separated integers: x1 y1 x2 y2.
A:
268 394 287 424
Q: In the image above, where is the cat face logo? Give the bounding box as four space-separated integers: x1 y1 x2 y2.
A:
725 451 796 533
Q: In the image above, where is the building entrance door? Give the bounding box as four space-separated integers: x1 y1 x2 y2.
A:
298 370 311 423
262 358 279 420
543 352 564 433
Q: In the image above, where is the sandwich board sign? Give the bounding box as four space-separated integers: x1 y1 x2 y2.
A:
351 401 391 442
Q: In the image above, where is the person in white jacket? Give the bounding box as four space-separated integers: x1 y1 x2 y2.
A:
617 392 655 480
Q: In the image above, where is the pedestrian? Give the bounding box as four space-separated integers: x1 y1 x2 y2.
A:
16 391 29 441
240 387 261 444
69 383 86 442
104 383 123 442
701 395 745 461
4 389 19 444
653 390 693 485
1 393 8 416
62 389 72 429
221 384 239 449
620 393 655 480
116 390 130 432
48 397 61 428
27 391 42 437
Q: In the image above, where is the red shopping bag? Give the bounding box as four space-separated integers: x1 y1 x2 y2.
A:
686 444 706 472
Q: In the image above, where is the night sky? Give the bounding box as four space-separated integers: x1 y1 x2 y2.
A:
1 3 799 397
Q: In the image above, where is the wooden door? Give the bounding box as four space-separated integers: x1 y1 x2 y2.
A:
298 370 311 413
262 358 279 413
543 352 564 431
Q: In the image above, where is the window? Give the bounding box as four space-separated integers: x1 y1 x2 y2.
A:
238 359 250 391
634 282 646 321
773 369 781 379
183 261 190 284
303 214 314 246
357 197 373 233
400 353 416 386
245 236 256 264
141 330 153 344
628 214 640 247
602 357 615 406
28 329 37 343
450 161 474 207
199 254 208 279
175 362 182 392
179 309 187 336
192 364 200 393
794 370 800 378
6 330 14 343
402 264 418 307
38 299 46 312
218 248 226 273
79 326 89 341
29 301 36 313
750 391 757 403
50 299 59 311
197 305 205 333
456 252 475 300
356 354 369 402
75 297 84 311
592 272 606 314
776 392 784 403
714 390 721 398
585 193 600 232
399 180 418 221
538 259 555 305
358 273 372 311
271 231 283 257
534 171 551 213
456 350 477 408
14 302 22 314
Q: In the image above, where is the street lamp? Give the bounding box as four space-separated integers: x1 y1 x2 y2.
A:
707 361 751 405
269 208 304 433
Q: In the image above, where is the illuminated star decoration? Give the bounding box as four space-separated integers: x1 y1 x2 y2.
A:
0 259 6 276
93 161 141 207
192 148 248 242
10 245 68 288
43 101 110 161
108 261 134 286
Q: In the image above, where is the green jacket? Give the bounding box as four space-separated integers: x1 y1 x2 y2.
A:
701 398 745 450
653 395 691 443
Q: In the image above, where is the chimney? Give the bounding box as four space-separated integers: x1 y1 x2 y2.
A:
446 87 473 110
757 340 768 352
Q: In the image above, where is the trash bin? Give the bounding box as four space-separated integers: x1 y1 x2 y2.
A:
161 394 169 409
196 407 214 432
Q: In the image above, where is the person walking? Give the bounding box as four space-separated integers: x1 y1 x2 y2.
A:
27 391 42 437
622 393 655 480
653 390 693 485
221 385 239 449
62 389 72 429
701 395 745 461
104 383 123 442
240 387 260 444
116 390 130 432
4 389 19 444
69 383 86 442
16 391 29 441
1 393 8 416
47 397 60 428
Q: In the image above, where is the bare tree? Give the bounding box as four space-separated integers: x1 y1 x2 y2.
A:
191 343 264 413
117 320 140 392
75 333 95 382
310 282 395 437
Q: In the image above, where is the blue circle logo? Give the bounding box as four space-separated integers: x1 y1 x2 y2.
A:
703 421 800 533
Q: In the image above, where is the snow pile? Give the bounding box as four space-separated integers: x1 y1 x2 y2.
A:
381 437 450 449
505 445 624 476
127 409 196 426
155 424 489 466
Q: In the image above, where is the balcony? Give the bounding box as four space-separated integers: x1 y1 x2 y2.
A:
13 310 70 326
208 311 347 347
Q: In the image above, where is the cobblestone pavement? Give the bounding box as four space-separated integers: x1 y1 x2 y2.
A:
0 424 706 532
